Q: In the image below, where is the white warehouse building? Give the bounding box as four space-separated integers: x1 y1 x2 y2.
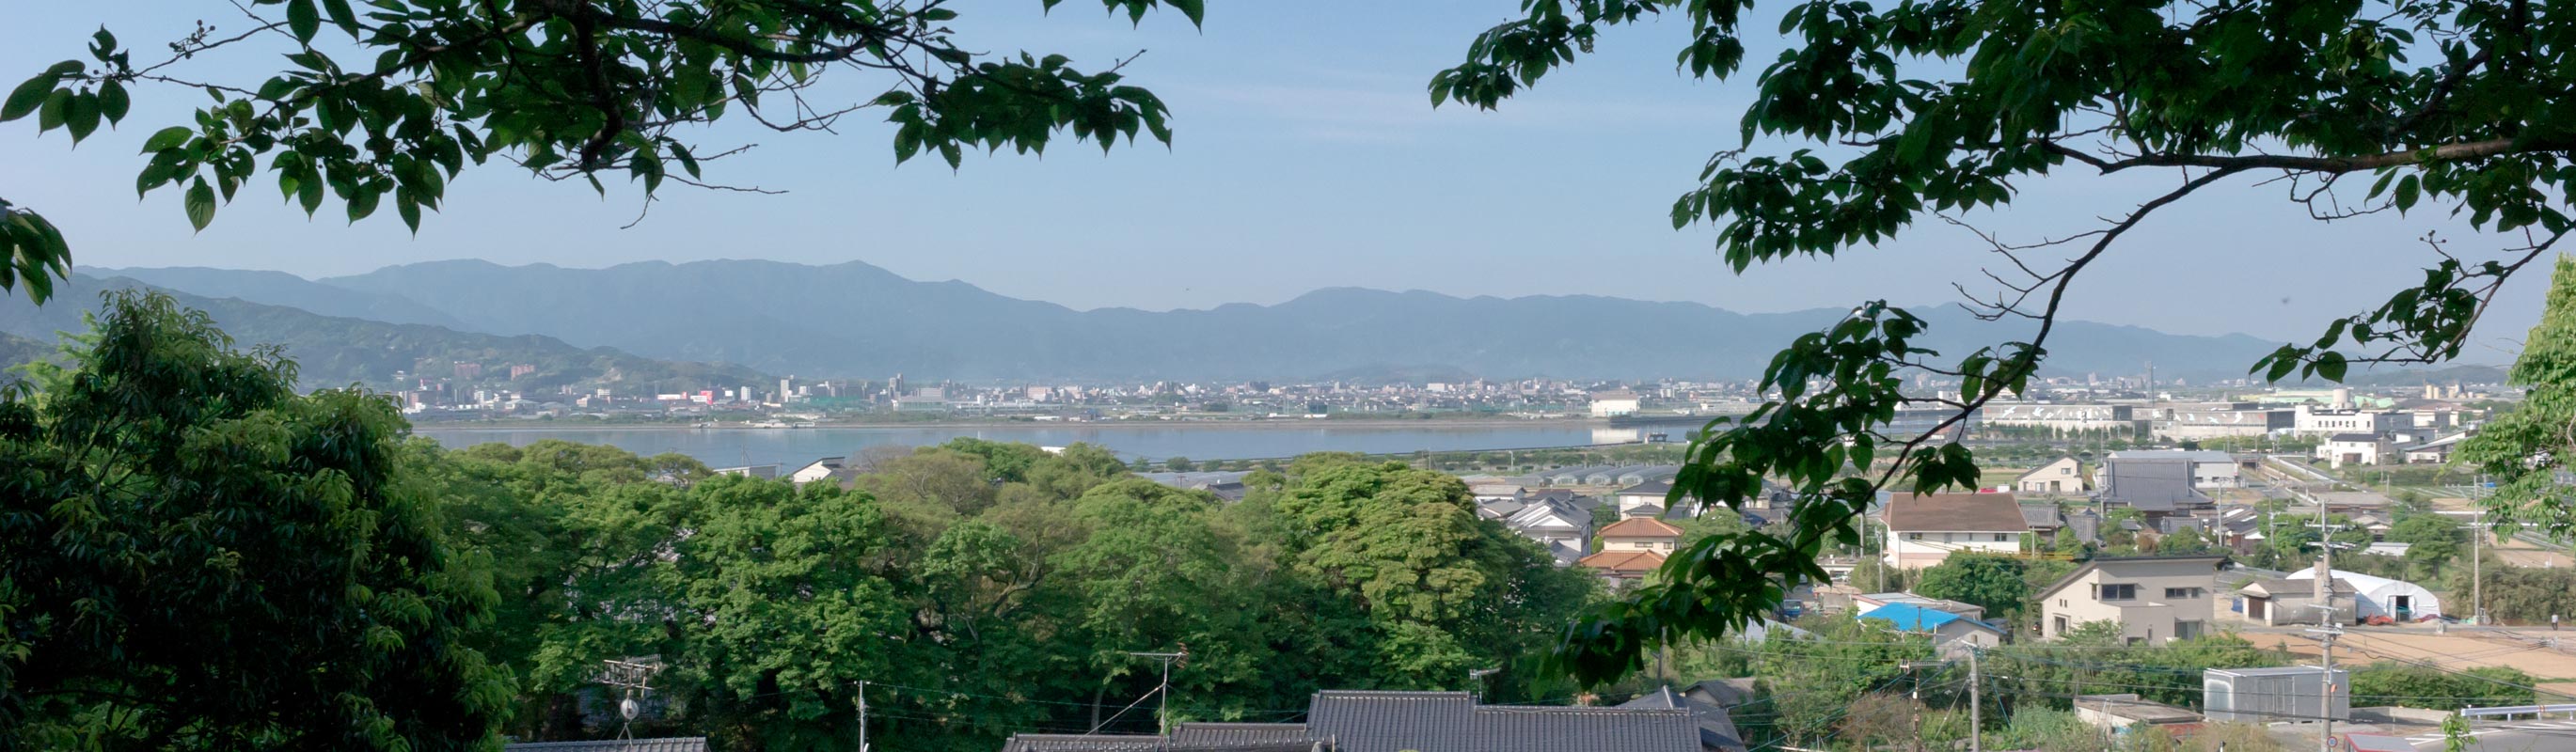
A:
2285 567 2442 622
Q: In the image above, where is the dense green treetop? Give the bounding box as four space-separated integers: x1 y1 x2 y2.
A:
2456 255 2576 540
0 0 1200 302
1911 553 2031 621
0 290 509 751
1438 0 2576 683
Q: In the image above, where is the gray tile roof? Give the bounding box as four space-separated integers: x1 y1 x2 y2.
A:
1620 686 1746 752
505 739 709 752
1305 691 1699 752
1173 723 1320 746
2098 459 2208 512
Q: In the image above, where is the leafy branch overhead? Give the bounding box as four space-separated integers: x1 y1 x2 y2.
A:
1434 0 2576 684
0 0 1200 302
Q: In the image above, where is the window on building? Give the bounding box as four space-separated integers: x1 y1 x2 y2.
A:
1906 533 1923 540
2098 584 2138 601
2052 616 2068 634
1993 533 2011 542
2164 588 2205 599
2175 620 2204 640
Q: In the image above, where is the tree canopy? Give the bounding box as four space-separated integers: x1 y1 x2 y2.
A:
1437 0 2576 683
2456 255 2576 540
0 0 1199 302
0 290 509 750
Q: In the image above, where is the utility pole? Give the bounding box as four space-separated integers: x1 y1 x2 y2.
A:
857 680 870 752
1968 649 1982 752
2306 604 2346 752
1129 650 1185 737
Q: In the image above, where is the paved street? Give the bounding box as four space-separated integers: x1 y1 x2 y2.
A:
2396 718 2576 751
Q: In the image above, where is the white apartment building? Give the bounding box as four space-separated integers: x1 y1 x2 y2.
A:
2292 404 2412 435
2035 556 2225 646
1589 390 1641 418
1882 492 2029 569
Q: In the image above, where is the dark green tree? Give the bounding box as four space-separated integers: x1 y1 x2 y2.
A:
2457 255 2576 540
1912 553 2031 620
0 290 509 750
0 0 1201 302
1439 0 2576 683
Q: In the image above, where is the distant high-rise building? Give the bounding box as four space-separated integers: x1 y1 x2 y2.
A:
889 372 906 397
454 362 483 380
780 377 794 400
509 364 537 380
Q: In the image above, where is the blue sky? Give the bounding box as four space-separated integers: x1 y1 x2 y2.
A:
0 1 2552 360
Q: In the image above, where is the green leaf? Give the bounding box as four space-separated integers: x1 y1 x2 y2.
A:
37 88 71 132
288 0 322 43
2 74 55 121
98 79 128 124
65 89 101 141
1165 0 1207 26
2315 351 2348 383
140 126 192 153
322 0 360 38
184 176 216 231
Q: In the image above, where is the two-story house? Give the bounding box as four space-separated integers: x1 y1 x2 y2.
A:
1599 517 1685 554
2015 457 2085 495
2034 556 2226 645
1882 492 2028 569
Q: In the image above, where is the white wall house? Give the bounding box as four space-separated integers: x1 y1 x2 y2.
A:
2315 433 2395 468
2293 405 2413 435
787 456 844 485
1882 492 2028 569
2016 457 2086 495
2035 556 2224 646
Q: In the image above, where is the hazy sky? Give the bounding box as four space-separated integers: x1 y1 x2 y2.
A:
0 2 2552 361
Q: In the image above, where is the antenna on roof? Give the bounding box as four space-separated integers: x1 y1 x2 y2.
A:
595 657 665 740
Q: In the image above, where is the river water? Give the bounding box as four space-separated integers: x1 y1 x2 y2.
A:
411 423 1651 468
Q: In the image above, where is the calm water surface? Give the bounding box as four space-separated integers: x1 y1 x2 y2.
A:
413 423 1646 468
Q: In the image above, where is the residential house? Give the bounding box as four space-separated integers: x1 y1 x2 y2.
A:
787 456 844 485
2015 456 2086 495
1576 550 1667 584
1599 517 1685 555
2106 449 2240 489
1851 592 1987 622
2233 572 2355 627
2316 433 2396 468
1005 690 1708 752
1621 686 1747 752
2034 556 2226 645
1857 603 2008 656
2095 458 2214 520
1614 479 1693 519
2400 431 2473 463
710 463 781 479
1882 492 2028 569
2021 504 2066 540
1504 497 1592 567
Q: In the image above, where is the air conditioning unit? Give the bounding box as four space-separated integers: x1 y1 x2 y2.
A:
2205 666 2349 723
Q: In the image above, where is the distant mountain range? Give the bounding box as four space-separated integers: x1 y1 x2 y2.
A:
61 258 2332 383
0 274 770 392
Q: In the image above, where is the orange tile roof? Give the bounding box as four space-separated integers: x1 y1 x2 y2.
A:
1576 550 1667 573
1597 517 1685 539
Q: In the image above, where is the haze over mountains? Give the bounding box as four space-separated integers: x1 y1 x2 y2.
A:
62 258 2307 384
0 274 769 391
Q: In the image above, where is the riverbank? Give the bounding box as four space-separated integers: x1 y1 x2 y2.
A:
412 416 1606 432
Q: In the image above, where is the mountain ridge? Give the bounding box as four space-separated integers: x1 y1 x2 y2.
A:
79 258 2305 383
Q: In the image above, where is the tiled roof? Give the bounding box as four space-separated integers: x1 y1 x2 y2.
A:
1883 492 2024 532
1172 723 1315 746
2019 504 2064 528
1598 518 1684 539
1305 690 1699 752
1621 685 1747 752
997 734 1327 752
2097 460 2208 511
1577 550 1667 573
2329 432 2384 443
504 739 709 752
